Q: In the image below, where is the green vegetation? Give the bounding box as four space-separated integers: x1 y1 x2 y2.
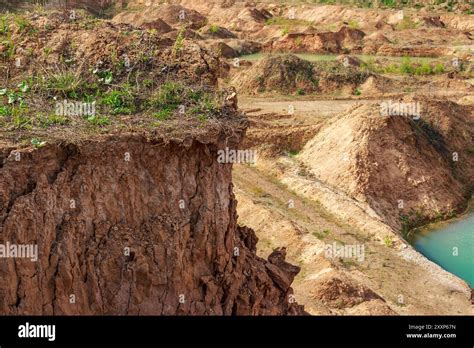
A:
384 236 393 247
291 0 460 10
14 15 31 33
85 114 110 126
47 70 84 97
209 24 219 34
172 27 185 57
312 229 331 240
400 209 426 239
30 138 46 148
0 15 9 35
102 89 134 114
288 149 300 157
38 113 69 128
348 19 360 29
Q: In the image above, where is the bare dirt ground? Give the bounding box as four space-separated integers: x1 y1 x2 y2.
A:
240 97 363 119
233 163 472 315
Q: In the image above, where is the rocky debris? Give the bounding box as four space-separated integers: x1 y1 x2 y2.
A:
358 75 393 96
141 18 173 33
313 277 386 309
265 248 301 291
207 41 239 58
221 6 271 33
0 130 305 315
224 87 238 110
225 39 262 56
200 24 237 39
112 4 207 30
267 26 365 54
423 16 446 28
346 299 397 315
164 28 203 41
3 14 223 87
337 55 362 67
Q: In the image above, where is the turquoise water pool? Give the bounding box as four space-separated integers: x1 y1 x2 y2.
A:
411 213 474 287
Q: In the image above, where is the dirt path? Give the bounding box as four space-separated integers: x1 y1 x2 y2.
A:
239 97 366 120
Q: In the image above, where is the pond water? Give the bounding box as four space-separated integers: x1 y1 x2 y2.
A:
411 213 474 287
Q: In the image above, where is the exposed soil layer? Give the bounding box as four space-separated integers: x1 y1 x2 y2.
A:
0 129 305 315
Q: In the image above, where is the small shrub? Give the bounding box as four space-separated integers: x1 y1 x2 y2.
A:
154 108 173 121
433 63 445 74
414 62 433 75
102 90 134 114
348 20 360 29
14 16 31 33
47 71 83 96
209 24 219 34
384 236 393 247
296 88 305 95
86 114 110 126
399 57 415 74
153 81 183 108
172 27 185 57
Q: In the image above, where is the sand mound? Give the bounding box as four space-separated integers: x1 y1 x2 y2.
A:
231 54 317 94
268 26 365 54
231 55 369 95
299 98 474 231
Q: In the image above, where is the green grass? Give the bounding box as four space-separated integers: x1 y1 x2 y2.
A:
39 113 69 128
14 16 31 33
47 71 84 97
0 15 9 36
384 236 393 247
209 24 219 34
86 114 110 126
241 52 447 76
102 89 134 114
348 19 360 29
0 38 15 59
152 81 184 109
172 27 185 57
154 108 173 121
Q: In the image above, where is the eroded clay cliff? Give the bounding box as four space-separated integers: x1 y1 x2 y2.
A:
0 122 304 315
